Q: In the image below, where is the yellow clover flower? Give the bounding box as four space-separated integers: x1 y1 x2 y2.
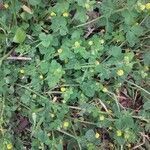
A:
50 12 56 17
7 143 13 150
61 87 66 92
99 115 105 121
63 121 69 128
50 113 55 118
88 40 93 46
20 69 25 74
145 3 150 9
100 39 105 44
117 69 124 76
138 3 146 11
85 3 90 10
39 75 44 80
74 41 80 48
116 130 122 137
102 87 108 93
4 3 9 9
95 132 100 138
95 60 100 65
58 48 63 54
63 12 69 17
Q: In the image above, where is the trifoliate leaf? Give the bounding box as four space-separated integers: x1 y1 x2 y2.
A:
13 28 26 43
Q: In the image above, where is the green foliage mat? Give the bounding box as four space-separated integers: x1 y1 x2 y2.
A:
0 0 150 149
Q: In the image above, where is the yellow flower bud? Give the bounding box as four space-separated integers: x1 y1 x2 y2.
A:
85 3 90 10
7 143 13 150
100 39 105 44
99 115 105 121
58 48 63 53
74 41 80 48
117 69 124 76
32 94 37 99
139 4 145 11
95 60 100 65
127 144 131 148
47 133 51 137
39 75 44 80
145 3 150 9
116 130 122 137
63 121 69 128
88 40 93 46
102 87 108 93
95 132 100 138
63 12 69 17
50 12 56 17
50 113 55 118
144 66 149 71
124 56 130 63
20 69 25 74
61 87 66 92
4 3 9 9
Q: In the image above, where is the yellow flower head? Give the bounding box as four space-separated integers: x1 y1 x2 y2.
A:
139 4 145 11
20 69 25 74
124 133 130 139
88 40 93 46
99 115 105 121
63 12 69 17
144 66 149 71
124 56 129 63
117 69 124 76
32 94 37 99
63 121 69 128
58 48 63 53
116 130 122 137
95 132 100 138
50 113 55 118
85 3 90 10
7 143 13 150
146 3 150 9
50 12 56 17
127 144 131 148
39 75 44 80
61 87 66 92
4 3 9 9
102 87 108 93
100 39 105 44
47 133 51 137
95 60 100 65
74 41 80 48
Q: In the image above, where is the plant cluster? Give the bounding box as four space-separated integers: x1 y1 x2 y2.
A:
0 0 150 149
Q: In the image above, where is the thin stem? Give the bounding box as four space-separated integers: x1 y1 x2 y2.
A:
75 7 126 28
57 129 77 139
0 49 14 66
125 80 150 95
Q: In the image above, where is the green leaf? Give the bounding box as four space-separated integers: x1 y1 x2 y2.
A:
85 129 95 142
121 10 136 25
126 30 137 47
75 7 88 23
143 101 150 111
46 60 65 88
51 17 68 35
13 28 26 43
143 52 150 65
109 46 122 57
39 33 53 47
81 81 96 97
